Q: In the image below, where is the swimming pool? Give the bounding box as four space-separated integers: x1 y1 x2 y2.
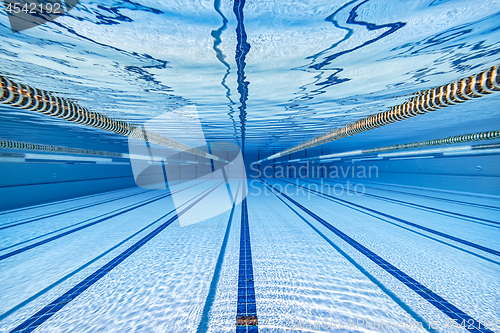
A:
0 0 499 332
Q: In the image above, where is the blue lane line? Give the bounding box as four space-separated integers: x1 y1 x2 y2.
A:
1 203 161 253
261 179 494 333
207 142 215 173
279 179 500 258
212 141 234 203
0 189 154 230
221 167 234 204
196 181 240 333
305 179 500 227
8 182 223 333
161 161 169 189
236 183 258 333
0 181 204 261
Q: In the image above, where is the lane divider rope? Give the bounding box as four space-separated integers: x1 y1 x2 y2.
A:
0 76 228 163
258 65 500 162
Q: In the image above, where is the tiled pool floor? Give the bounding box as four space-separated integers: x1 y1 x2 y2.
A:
0 179 499 333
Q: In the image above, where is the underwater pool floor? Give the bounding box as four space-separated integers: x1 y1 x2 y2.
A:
0 179 499 333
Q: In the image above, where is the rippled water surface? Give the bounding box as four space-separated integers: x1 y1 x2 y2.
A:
1 0 500 153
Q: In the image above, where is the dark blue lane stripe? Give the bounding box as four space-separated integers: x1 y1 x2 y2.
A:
197 181 240 333
279 179 500 257
161 161 169 189
0 181 205 261
319 189 498 266
236 182 258 333
305 179 500 227
8 181 223 333
0 194 169 261
0 189 154 230
261 179 494 333
221 167 233 204
207 142 216 173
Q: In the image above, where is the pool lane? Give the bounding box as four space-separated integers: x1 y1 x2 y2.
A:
277 178 500 258
197 181 241 333
0 186 146 218
0 191 165 253
0 188 154 230
261 179 494 333
5 180 235 333
8 180 225 333
349 179 500 211
261 178 500 332
303 179 500 227
0 179 187 225
0 180 219 324
0 192 173 261
2 178 498 333
244 180 429 332
0 179 207 261
196 188 243 333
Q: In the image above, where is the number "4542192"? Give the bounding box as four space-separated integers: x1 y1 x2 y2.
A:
4 2 64 15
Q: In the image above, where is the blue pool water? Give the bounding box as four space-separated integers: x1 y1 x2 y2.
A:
0 0 499 332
